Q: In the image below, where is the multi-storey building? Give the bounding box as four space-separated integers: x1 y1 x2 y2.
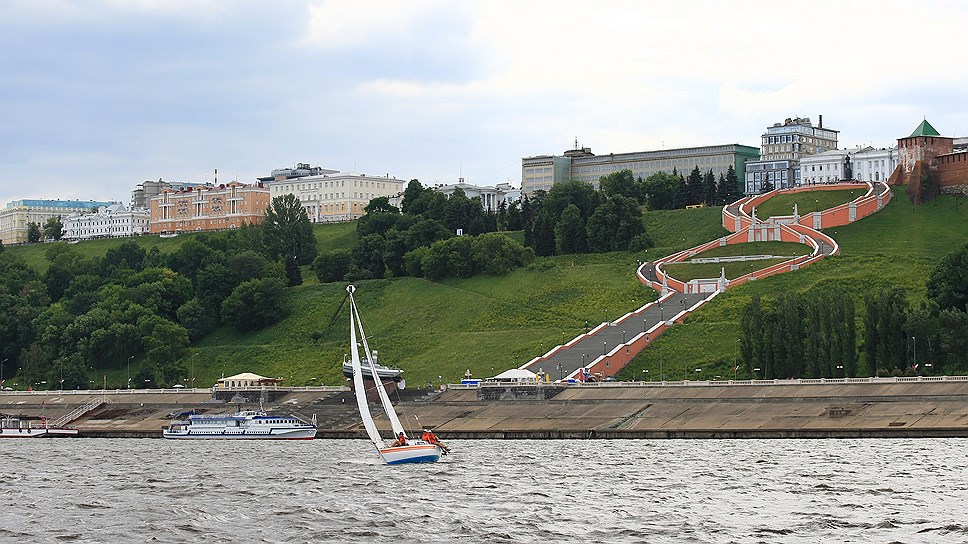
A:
745 116 839 194
522 143 759 198
1 199 116 244
431 179 520 210
63 203 150 240
149 182 270 234
131 179 212 209
800 146 899 185
267 170 406 223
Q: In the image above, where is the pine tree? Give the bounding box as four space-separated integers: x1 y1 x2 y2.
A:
702 169 716 206
686 166 703 206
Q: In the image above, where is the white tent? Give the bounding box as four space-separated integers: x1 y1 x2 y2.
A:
487 368 538 382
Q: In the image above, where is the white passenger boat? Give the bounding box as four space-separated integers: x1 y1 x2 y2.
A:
162 409 317 440
345 285 445 464
341 355 403 382
1 414 79 438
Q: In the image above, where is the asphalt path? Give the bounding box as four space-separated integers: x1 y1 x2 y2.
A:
526 289 714 381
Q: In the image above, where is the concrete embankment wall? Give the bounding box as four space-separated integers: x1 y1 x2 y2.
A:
4 382 968 439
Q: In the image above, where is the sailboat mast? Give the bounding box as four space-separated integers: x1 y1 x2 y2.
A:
350 293 406 437
349 290 383 448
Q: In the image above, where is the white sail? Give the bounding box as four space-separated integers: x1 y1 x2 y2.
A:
351 298 406 438
349 289 383 448
346 285 443 464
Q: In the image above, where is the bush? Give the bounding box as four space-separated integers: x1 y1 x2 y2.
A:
312 249 352 283
221 278 289 332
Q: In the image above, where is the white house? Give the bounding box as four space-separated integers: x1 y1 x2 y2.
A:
63 203 150 240
799 146 898 186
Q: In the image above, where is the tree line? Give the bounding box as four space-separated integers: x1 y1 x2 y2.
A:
739 242 968 377
0 195 317 389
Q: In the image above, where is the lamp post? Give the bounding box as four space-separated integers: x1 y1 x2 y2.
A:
127 355 134 389
622 330 626 344
1 358 7 386
695 368 702 380
753 367 761 379
912 336 917 372
642 369 649 382
556 363 562 381
603 341 607 355
836 365 844 378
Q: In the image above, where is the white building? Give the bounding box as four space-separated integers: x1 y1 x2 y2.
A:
431 179 520 210
268 171 406 222
800 146 898 186
63 203 150 240
1 199 115 244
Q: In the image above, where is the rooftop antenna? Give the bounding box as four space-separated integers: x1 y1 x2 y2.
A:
574 136 578 150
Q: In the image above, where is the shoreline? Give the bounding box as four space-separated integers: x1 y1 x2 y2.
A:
5 380 968 439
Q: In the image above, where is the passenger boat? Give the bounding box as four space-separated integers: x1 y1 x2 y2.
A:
341 354 403 382
345 285 445 464
1 414 79 438
162 409 317 440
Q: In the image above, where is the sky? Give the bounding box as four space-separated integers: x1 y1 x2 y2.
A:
2 0 967 206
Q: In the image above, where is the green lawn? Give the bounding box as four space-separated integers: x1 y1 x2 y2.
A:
690 241 807 258
662 258 791 282
755 188 866 219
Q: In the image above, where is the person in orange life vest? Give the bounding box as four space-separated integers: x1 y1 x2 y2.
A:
391 431 407 447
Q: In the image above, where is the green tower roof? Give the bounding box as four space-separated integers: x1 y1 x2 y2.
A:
909 119 941 137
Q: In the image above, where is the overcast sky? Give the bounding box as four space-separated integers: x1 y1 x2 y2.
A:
2 0 966 206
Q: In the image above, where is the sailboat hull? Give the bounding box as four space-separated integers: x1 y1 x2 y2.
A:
380 443 441 465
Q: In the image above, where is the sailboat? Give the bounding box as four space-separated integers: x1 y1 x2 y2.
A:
346 285 443 464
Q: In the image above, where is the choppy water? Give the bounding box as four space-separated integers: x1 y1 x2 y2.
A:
2 438 967 543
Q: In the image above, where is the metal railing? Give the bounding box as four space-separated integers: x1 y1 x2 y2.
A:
447 375 968 389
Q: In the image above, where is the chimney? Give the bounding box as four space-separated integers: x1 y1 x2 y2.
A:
819 114 823 129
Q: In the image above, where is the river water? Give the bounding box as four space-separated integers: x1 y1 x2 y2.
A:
2 438 966 543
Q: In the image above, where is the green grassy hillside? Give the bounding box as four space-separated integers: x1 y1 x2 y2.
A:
10 190 965 388
755 188 865 218
621 188 968 381
180 206 727 387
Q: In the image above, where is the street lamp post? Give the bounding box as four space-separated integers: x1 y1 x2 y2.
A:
836 365 844 377
603 341 607 355
1 358 7 386
642 369 649 382
127 355 134 389
556 363 562 381
912 336 917 372
753 367 761 379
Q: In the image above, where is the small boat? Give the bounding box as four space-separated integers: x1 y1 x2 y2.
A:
1 414 79 438
345 285 444 464
162 409 317 440
341 353 403 382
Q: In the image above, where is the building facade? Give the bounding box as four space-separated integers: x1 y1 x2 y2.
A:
893 119 968 197
431 179 520 210
63 203 150 240
800 146 899 186
268 171 406 223
1 199 115 244
522 143 759 198
149 182 270 234
131 179 212 209
745 116 839 194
